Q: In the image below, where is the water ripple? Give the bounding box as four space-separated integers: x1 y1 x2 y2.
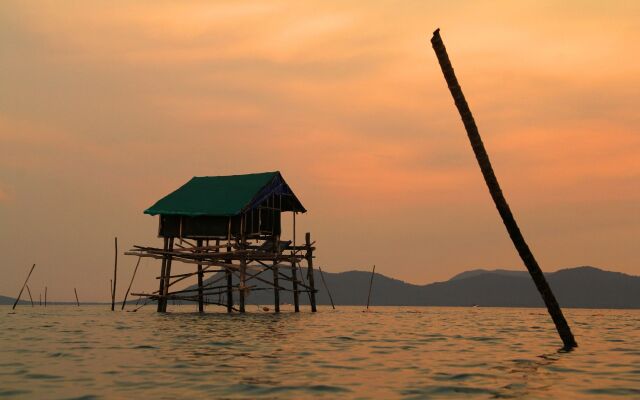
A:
0 305 638 398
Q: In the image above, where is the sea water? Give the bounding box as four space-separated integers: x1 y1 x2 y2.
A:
1 305 638 399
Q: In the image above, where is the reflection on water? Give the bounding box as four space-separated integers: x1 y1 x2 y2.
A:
1 305 639 398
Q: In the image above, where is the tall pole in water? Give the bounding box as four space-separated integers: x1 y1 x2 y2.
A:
430 29 577 349
366 265 375 310
112 237 118 311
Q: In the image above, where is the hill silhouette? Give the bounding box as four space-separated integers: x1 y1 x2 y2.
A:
2 266 638 309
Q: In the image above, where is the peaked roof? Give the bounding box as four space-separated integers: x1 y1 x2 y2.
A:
144 171 305 217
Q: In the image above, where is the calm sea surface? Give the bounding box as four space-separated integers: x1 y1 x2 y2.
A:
1 305 638 399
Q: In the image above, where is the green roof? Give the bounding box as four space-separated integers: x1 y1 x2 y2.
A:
144 171 305 217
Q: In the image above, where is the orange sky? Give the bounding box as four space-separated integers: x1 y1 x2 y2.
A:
1 1 639 301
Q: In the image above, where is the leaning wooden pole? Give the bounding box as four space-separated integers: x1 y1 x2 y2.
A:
25 285 34 307
111 236 118 311
13 264 36 310
318 266 335 309
121 256 142 310
44 286 47 307
74 288 80 307
430 28 577 349
366 265 375 310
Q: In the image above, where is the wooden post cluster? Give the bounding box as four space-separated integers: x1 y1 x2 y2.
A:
127 232 319 314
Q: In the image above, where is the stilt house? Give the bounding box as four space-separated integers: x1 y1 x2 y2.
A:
127 171 318 313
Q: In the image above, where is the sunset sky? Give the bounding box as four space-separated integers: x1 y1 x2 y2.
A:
1 1 638 301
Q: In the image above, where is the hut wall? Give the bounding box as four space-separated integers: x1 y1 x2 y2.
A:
159 210 281 239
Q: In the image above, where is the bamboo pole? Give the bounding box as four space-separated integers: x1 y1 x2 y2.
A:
197 239 204 313
121 256 141 310
226 241 233 313
157 237 169 312
160 237 175 312
272 235 280 313
74 288 80 307
239 256 247 313
25 285 34 307
305 232 317 312
291 212 299 312
430 28 577 349
12 264 36 310
318 266 335 309
366 265 375 310
111 237 118 311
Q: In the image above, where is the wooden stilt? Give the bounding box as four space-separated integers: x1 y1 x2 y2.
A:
74 288 80 307
239 256 247 313
44 286 47 307
272 234 280 313
122 256 141 310
366 265 375 310
318 266 335 309
431 29 577 349
292 213 299 312
111 237 118 311
305 232 317 312
39 293 42 306
13 264 36 310
291 260 300 312
157 237 169 312
226 242 233 313
161 237 175 312
197 239 204 313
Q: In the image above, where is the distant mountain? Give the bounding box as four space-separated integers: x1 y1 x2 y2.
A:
0 295 27 306
449 269 528 281
188 265 640 309
3 266 638 309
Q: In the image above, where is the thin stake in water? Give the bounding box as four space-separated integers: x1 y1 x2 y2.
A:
111 237 118 311
25 285 34 307
122 256 142 310
318 266 335 310
74 288 80 307
366 265 376 310
12 264 36 310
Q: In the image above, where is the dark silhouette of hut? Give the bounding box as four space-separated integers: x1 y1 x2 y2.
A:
127 171 317 313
